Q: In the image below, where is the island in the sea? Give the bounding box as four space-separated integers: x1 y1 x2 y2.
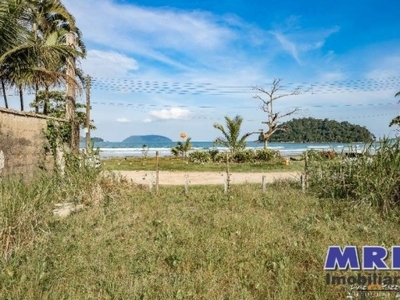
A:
121 135 172 144
80 136 104 143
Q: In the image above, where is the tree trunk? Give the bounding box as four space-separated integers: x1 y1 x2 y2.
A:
1 79 8 109
65 32 78 154
43 84 49 115
19 85 24 111
264 138 267 149
34 83 39 113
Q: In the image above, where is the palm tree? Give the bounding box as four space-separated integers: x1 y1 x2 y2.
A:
171 137 192 159
0 79 8 108
0 0 85 112
0 0 27 109
390 91 400 128
26 0 85 116
213 115 252 153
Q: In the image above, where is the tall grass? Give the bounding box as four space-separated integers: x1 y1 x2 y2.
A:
308 138 400 214
0 160 103 260
2 160 400 299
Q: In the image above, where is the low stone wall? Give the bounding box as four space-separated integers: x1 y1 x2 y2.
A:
0 108 65 178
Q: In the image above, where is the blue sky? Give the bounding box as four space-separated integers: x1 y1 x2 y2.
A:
21 0 400 141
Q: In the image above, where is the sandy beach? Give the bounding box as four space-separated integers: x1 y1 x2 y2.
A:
114 170 301 185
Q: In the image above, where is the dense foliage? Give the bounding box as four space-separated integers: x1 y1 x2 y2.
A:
189 149 278 164
171 137 192 159
269 117 375 143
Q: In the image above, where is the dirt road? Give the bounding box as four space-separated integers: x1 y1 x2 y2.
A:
113 170 301 185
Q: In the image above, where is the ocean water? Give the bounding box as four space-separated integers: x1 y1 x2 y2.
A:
82 141 370 159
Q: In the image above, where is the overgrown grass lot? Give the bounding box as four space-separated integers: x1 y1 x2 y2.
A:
1 140 400 299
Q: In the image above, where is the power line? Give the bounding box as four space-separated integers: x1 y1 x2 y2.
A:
91 100 399 110
89 76 400 96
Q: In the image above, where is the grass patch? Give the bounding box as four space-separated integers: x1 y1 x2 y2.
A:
102 156 304 172
1 170 399 299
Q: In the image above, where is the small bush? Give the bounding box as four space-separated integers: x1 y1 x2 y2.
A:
208 149 219 162
189 150 211 163
254 149 276 161
319 150 337 159
233 149 255 163
304 149 337 161
214 152 232 163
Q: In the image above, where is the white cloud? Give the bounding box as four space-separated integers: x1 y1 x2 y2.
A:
63 0 239 71
143 118 152 123
116 117 130 123
270 31 301 63
149 107 191 120
82 50 139 78
269 26 339 65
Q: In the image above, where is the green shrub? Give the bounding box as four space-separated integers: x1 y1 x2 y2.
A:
208 149 219 162
214 152 232 163
304 149 337 161
232 149 255 163
189 150 211 163
255 149 276 161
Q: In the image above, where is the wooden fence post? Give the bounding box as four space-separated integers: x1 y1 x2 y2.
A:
262 175 266 193
301 174 305 192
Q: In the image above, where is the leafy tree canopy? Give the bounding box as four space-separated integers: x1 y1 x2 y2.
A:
268 117 375 143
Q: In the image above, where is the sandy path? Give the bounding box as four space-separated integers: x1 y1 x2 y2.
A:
114 170 301 185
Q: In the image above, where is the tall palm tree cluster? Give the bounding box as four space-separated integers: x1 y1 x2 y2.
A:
0 0 85 114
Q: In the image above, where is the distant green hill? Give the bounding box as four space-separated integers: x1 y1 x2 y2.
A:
269 117 376 143
79 136 104 143
122 135 172 144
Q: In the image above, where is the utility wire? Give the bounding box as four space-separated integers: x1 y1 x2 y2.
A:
90 76 400 96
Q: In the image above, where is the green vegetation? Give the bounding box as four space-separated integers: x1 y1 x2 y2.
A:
102 155 303 172
0 0 85 111
122 135 172 144
309 138 400 214
390 91 400 128
189 149 278 164
2 167 400 299
80 136 104 143
0 0 86 152
171 137 192 159
269 117 375 143
79 136 104 143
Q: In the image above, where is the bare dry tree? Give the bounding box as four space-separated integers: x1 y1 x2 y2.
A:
253 78 306 148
